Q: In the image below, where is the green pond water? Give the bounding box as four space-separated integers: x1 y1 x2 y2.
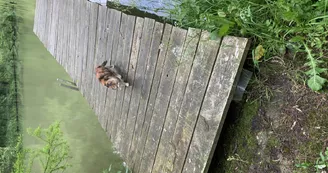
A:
19 0 125 172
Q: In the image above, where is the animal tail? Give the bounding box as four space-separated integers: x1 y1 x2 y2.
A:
101 60 108 67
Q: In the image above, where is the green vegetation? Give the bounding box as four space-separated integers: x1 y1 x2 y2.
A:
13 121 72 173
0 1 21 172
218 101 259 172
165 0 328 91
296 148 328 172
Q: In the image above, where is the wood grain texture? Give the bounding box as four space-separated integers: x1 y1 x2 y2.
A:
76 0 88 89
152 28 201 173
96 8 113 130
79 0 91 96
104 9 122 137
122 17 156 165
183 36 250 173
92 6 109 120
137 26 187 173
98 8 115 130
118 17 144 160
45 0 53 53
165 31 221 173
49 0 59 56
130 23 172 170
121 17 155 167
62 0 69 72
53 0 62 61
56 0 64 65
39 0 47 44
89 4 104 113
112 14 136 150
111 12 129 143
129 21 165 171
85 2 99 106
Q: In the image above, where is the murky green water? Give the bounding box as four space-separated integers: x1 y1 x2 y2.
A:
19 0 125 172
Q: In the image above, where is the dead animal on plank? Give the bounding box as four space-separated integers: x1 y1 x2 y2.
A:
95 60 129 90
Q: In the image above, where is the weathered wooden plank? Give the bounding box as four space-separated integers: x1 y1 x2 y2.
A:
98 9 120 128
183 36 250 173
90 5 108 120
60 0 67 68
137 26 187 173
99 9 121 133
45 0 52 48
39 0 47 44
128 21 164 169
152 28 201 173
164 31 221 173
79 0 91 97
76 0 89 90
70 0 80 80
104 9 122 137
115 13 137 154
45 0 53 52
56 0 64 64
110 12 128 145
98 8 116 130
65 0 71 78
48 0 54 55
106 8 124 137
63 0 70 75
90 5 108 114
122 17 156 165
95 7 111 122
49 0 58 56
75 0 85 86
118 17 144 159
87 3 101 111
84 2 99 107
38 0 43 38
63 0 70 74
114 17 155 152
112 14 136 149
127 23 172 165
53 0 59 60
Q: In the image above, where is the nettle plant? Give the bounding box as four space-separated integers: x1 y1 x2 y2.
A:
166 0 328 91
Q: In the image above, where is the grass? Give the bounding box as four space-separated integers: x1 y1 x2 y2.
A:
159 0 328 91
0 0 22 172
216 100 259 172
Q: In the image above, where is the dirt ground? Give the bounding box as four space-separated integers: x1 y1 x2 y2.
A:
209 53 328 173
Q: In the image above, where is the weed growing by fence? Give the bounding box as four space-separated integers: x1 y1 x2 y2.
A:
164 0 328 91
13 121 72 173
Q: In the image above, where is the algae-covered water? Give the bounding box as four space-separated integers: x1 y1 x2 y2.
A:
19 0 125 172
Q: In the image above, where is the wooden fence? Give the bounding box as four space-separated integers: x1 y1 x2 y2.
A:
33 0 250 172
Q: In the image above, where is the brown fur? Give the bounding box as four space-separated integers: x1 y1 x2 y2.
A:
95 60 129 90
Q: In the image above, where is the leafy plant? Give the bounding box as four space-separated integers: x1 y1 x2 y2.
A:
13 121 72 173
296 147 328 172
161 0 328 91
